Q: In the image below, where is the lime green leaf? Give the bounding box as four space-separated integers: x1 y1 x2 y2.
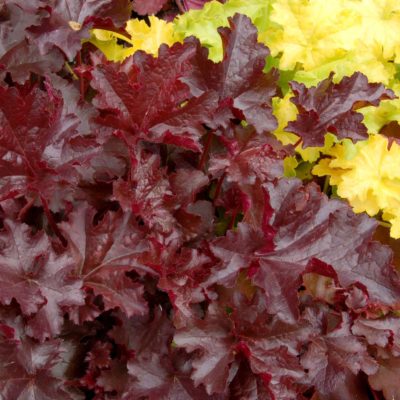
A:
88 16 178 61
314 134 400 238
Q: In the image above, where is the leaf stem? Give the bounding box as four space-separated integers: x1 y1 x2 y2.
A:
40 195 67 246
323 176 330 194
64 62 78 80
198 131 213 170
107 31 133 44
293 137 302 148
377 220 391 229
76 51 85 101
228 209 238 230
176 0 187 13
213 172 226 204
18 196 37 221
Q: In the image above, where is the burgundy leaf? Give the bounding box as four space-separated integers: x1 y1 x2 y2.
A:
315 371 372 400
352 317 400 355
170 167 209 205
369 356 400 400
97 359 129 396
0 83 98 211
176 200 215 241
300 312 378 395
185 14 278 133
173 303 235 394
0 1 44 56
0 338 73 399
49 0 132 25
27 0 131 60
206 222 267 287
229 362 272 400
183 0 212 10
123 311 174 398
106 310 215 399
0 40 64 84
0 1 69 82
158 247 214 328
0 220 83 340
92 42 217 152
0 1 397 398
132 0 169 15
230 292 310 399
287 72 395 147
175 290 312 396
59 203 151 320
85 341 112 370
113 147 177 234
208 127 287 184
48 74 97 136
252 179 400 322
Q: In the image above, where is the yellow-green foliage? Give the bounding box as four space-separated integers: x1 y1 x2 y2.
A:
88 16 178 61
314 134 400 238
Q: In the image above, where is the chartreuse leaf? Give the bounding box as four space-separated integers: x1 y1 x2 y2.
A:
173 0 400 90
125 17 178 55
89 16 179 61
268 0 359 71
347 0 400 63
89 29 136 61
360 83 400 134
313 134 400 238
173 0 274 61
267 0 400 86
292 42 397 88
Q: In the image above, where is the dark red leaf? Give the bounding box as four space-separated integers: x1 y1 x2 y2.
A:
301 312 378 395
208 127 287 184
0 40 64 84
352 317 400 355
85 341 112 370
132 0 169 15
175 290 312 397
48 74 97 136
183 0 212 10
170 167 209 205
0 313 73 399
315 371 372 400
0 83 99 211
206 222 267 287
27 0 131 60
253 179 400 322
104 309 215 399
92 42 217 152
229 362 272 400
0 2 397 397
369 356 400 400
287 73 395 147
121 311 174 397
59 203 152 321
113 146 178 234
0 219 83 340
173 302 235 394
158 247 215 328
0 1 44 56
185 14 278 133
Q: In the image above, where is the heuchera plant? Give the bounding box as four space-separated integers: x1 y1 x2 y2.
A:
0 1 400 400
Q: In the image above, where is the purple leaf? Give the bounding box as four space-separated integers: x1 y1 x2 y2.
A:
287 73 395 147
